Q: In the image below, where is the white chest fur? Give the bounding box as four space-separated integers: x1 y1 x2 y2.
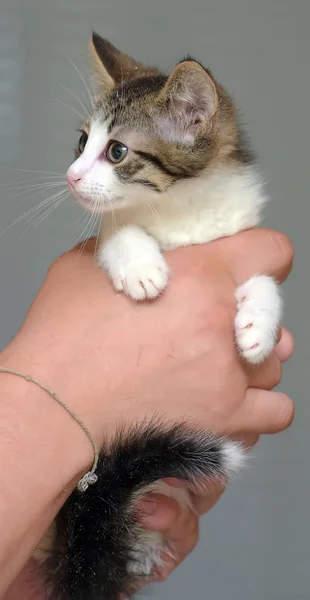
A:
100 165 266 250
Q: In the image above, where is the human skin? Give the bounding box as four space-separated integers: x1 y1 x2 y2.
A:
0 228 294 597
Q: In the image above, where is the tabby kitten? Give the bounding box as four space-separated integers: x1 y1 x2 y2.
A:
40 33 281 600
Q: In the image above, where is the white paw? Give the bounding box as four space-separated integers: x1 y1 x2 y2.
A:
98 226 169 301
113 256 169 300
234 275 282 364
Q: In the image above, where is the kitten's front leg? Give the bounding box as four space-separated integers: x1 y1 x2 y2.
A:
234 275 282 364
98 225 169 300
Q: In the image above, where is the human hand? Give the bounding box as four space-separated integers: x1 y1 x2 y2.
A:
132 225 295 587
3 228 294 598
134 327 294 588
1 229 294 459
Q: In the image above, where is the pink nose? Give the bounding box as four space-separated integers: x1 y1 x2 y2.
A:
66 169 83 188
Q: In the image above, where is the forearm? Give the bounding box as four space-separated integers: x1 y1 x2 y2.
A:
0 362 92 594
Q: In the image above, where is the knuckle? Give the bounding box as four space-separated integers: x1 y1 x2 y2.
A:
46 258 59 278
46 252 68 277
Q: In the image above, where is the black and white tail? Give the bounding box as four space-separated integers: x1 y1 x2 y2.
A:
44 423 244 600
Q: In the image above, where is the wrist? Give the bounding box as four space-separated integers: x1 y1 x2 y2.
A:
2 324 110 450
0 347 93 491
0 345 97 591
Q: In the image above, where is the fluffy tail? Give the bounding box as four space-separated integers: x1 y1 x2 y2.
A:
45 423 244 600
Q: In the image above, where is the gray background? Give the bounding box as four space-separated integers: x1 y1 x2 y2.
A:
0 0 309 598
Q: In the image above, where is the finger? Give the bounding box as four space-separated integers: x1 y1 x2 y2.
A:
135 494 198 585
160 504 198 546
137 494 181 531
161 478 226 518
189 479 226 516
137 495 199 583
227 389 294 434
274 328 295 362
217 229 294 285
138 493 197 545
154 511 199 582
247 353 282 390
246 327 294 390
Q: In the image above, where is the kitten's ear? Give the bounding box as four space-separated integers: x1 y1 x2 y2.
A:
155 61 218 144
89 32 142 91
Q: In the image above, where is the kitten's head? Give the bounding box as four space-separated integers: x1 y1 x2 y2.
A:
66 33 244 213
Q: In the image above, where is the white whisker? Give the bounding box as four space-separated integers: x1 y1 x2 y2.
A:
86 208 99 247
2 183 66 198
23 190 68 225
79 55 97 99
83 201 100 252
71 210 90 248
22 188 69 210
22 194 68 233
108 199 118 233
94 210 104 261
7 168 65 177
0 190 67 239
77 211 97 258
21 195 69 237
148 200 159 219
0 177 66 189
59 83 90 119
75 210 96 253
64 53 94 109
72 210 89 230
45 98 85 121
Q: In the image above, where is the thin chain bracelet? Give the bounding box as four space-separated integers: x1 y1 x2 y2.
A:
0 366 99 492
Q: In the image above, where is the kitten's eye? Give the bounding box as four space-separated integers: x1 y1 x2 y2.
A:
107 141 128 164
78 131 88 154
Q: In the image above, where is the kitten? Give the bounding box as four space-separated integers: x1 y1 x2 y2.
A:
39 33 281 600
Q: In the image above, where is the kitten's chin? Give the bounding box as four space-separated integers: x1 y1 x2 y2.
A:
70 188 125 213
76 196 105 214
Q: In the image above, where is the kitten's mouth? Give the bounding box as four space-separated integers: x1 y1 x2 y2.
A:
78 195 103 212
68 185 124 213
